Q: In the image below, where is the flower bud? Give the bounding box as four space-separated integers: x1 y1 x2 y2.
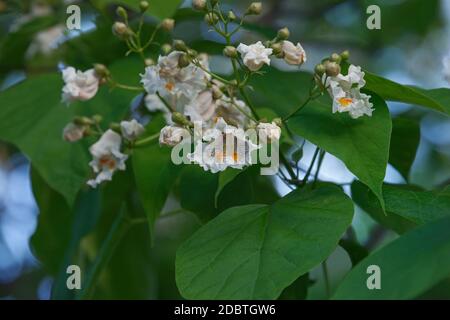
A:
204 12 219 25
187 49 198 57
172 112 192 126
228 10 236 21
161 43 172 54
74 116 94 126
271 43 282 56
92 114 103 123
109 122 121 133
210 0 219 6
314 63 326 76
247 2 262 15
212 87 223 100
330 53 341 64
178 54 190 68
277 27 290 40
112 22 132 39
116 6 127 20
340 50 350 61
223 46 238 58
272 117 282 127
63 123 86 142
144 58 155 66
161 18 175 32
173 39 187 52
325 61 341 77
192 0 207 11
93 64 110 79
139 1 149 12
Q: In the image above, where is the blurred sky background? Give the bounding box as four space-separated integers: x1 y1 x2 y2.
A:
1 0 450 299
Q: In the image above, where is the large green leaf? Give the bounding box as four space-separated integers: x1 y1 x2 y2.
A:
176 185 353 299
0 59 140 205
92 0 182 19
364 70 450 115
288 94 391 210
352 181 450 231
389 117 420 180
332 215 450 299
351 181 416 234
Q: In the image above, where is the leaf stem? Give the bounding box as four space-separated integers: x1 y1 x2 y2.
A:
322 259 331 298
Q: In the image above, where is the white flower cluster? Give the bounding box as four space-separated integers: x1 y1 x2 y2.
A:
61 67 100 104
140 50 282 173
323 65 374 119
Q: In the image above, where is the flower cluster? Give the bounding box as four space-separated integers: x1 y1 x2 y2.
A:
58 0 374 188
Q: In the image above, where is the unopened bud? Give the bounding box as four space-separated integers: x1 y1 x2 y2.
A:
92 114 103 124
212 87 223 100
330 53 341 64
144 58 154 66
161 18 175 32
74 116 94 126
192 0 207 10
204 12 219 25
340 50 350 61
247 2 262 15
228 10 236 21
178 54 190 68
94 64 110 79
173 39 187 52
325 61 341 77
187 49 198 57
273 118 282 127
271 43 282 56
277 27 290 40
223 46 238 58
139 1 149 12
172 112 191 126
161 43 172 54
116 6 127 20
314 63 326 76
112 22 132 39
110 122 121 133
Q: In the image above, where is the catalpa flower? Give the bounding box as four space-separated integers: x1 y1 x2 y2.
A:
281 41 306 66
87 130 128 188
184 90 217 123
140 51 207 100
215 96 253 128
120 119 145 141
237 41 273 71
62 122 86 143
188 118 260 173
61 67 100 104
257 122 281 141
159 125 189 147
324 65 374 119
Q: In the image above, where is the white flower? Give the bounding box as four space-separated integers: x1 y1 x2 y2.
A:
26 24 64 58
140 51 207 100
120 119 145 141
188 118 260 173
159 126 188 146
87 130 128 188
62 123 86 142
443 56 450 84
324 64 374 119
144 94 173 124
237 41 273 71
61 67 100 104
184 90 217 123
281 41 306 65
215 96 253 128
257 122 281 141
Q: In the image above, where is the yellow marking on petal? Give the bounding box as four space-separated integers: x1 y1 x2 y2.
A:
338 97 353 107
232 152 239 162
165 82 174 91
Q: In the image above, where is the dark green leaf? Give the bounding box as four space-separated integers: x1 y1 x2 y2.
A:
333 215 450 299
176 185 353 299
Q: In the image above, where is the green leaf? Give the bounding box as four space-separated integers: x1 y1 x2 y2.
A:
332 215 450 299
364 70 450 115
288 94 392 210
176 185 354 299
339 239 369 267
214 168 243 207
352 181 450 231
133 142 180 240
351 181 416 234
92 0 182 19
0 59 140 205
389 117 420 180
